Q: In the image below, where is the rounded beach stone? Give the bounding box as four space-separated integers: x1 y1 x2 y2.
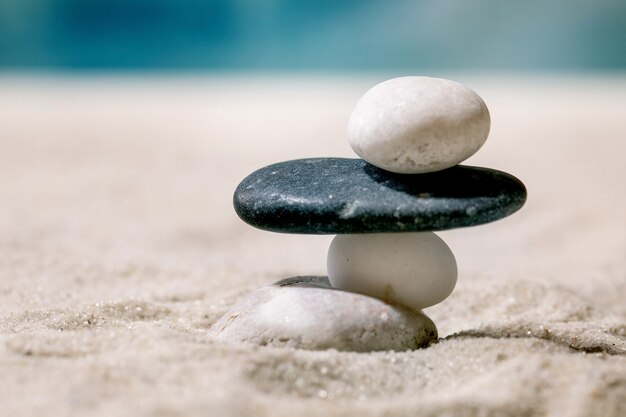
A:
209 276 437 352
348 76 490 174
327 232 457 310
233 158 526 234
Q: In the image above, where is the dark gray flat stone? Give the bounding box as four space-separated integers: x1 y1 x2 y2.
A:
233 158 526 234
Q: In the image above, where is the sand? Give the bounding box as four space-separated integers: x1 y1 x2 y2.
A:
0 74 624 417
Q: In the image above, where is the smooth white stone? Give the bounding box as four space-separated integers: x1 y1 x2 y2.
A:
327 232 457 310
348 76 490 174
209 276 437 352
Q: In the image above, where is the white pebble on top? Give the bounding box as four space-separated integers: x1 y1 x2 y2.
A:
348 76 490 174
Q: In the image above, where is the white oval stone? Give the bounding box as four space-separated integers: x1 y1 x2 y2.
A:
348 76 490 174
327 232 457 310
209 276 437 352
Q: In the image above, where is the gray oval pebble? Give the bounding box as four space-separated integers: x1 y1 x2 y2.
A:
209 276 437 352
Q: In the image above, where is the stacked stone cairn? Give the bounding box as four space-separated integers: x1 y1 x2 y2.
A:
210 77 527 352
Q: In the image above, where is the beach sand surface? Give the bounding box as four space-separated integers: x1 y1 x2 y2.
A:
0 75 625 417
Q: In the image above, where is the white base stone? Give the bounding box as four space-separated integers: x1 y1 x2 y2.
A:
209 276 437 352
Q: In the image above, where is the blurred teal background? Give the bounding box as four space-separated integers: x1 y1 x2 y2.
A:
0 0 624 71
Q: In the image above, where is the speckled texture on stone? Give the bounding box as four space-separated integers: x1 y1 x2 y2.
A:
234 158 527 234
209 276 438 352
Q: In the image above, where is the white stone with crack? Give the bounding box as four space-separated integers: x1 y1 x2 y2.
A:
209 276 437 352
348 76 490 174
